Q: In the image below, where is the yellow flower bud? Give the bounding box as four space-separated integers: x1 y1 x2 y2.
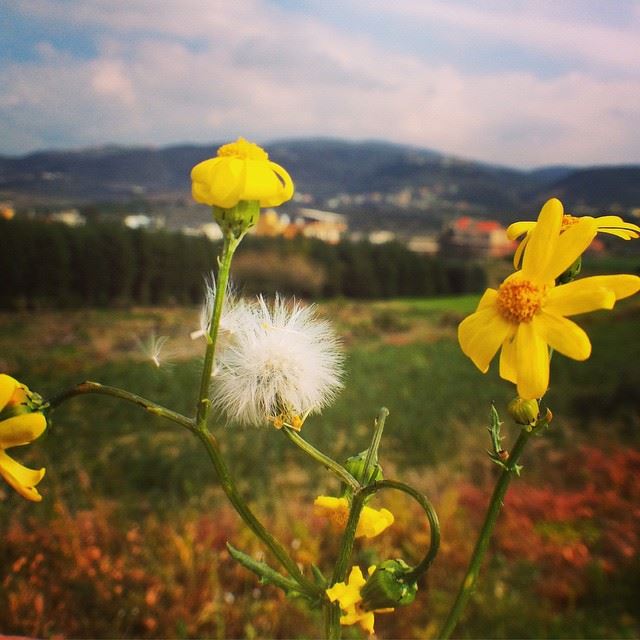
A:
190 137 294 209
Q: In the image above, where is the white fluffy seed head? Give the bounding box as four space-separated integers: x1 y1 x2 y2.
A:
211 295 344 427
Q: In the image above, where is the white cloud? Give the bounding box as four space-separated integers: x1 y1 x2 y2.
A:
1 0 639 166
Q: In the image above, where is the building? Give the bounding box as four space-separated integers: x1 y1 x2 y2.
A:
439 216 515 258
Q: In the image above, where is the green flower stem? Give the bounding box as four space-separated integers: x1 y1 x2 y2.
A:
44 381 195 432
324 598 342 640
438 428 532 639
195 427 319 598
367 480 440 581
282 427 360 491
362 407 388 484
196 230 241 425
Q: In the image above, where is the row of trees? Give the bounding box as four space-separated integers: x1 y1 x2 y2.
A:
0 220 487 308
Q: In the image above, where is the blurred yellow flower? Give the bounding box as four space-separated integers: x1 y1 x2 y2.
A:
507 213 640 268
458 199 640 399
0 374 47 502
191 137 294 209
326 565 393 635
314 495 394 538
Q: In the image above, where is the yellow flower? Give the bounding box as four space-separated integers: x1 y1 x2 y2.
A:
458 198 640 400
314 495 394 538
0 374 47 502
326 566 394 635
507 213 640 268
191 137 294 209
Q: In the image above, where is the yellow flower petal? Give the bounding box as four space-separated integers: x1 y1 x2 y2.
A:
347 566 367 589
357 506 394 539
506 221 535 240
358 611 376 634
190 140 294 209
458 307 512 373
515 320 549 399
522 199 563 282
595 216 640 238
0 374 18 412
539 218 598 283
476 288 498 311
545 274 640 316
263 161 295 207
499 334 517 384
0 450 45 502
536 312 591 361
0 412 47 449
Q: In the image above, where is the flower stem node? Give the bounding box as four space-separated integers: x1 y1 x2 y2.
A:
213 200 261 238
507 397 540 426
360 559 418 610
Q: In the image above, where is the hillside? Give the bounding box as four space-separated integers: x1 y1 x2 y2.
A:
1 139 639 228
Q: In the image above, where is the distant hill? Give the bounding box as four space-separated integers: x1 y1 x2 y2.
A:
1 139 639 228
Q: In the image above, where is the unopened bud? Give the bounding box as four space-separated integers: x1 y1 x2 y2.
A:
360 559 417 611
344 450 383 487
507 397 539 426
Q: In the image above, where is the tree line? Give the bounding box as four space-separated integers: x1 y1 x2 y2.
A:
0 220 487 308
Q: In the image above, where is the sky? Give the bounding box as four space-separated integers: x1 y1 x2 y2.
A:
1 0 639 168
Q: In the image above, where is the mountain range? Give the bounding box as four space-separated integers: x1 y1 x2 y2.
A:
1 139 639 229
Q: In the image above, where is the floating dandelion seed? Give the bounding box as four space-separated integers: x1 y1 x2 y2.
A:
137 334 171 369
211 295 343 428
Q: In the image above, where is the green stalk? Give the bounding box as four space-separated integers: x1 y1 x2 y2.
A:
45 381 195 432
325 489 367 640
196 231 240 425
192 225 319 599
195 428 319 598
438 428 531 639
282 427 360 491
361 407 388 484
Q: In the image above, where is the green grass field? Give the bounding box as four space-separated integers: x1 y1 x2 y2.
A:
1 295 639 638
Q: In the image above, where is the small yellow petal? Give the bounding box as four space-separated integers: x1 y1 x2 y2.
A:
506 220 535 240
357 506 394 538
0 374 18 413
536 312 591 361
0 450 45 502
0 412 47 448
515 321 549 399
512 234 528 269
458 308 512 373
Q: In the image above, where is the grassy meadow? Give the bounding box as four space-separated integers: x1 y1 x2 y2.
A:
1 295 639 638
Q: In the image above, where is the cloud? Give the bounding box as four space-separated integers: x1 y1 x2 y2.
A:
1 0 639 166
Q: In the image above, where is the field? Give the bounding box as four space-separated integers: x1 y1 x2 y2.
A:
1 295 639 638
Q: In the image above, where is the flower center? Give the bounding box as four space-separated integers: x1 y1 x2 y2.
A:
561 214 580 229
496 279 545 323
217 137 268 161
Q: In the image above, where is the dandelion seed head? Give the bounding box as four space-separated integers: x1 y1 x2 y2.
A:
211 295 343 427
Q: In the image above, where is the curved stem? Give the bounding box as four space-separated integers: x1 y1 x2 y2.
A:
195 428 320 598
44 381 195 432
438 428 532 639
282 427 360 491
196 231 241 425
364 480 440 581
